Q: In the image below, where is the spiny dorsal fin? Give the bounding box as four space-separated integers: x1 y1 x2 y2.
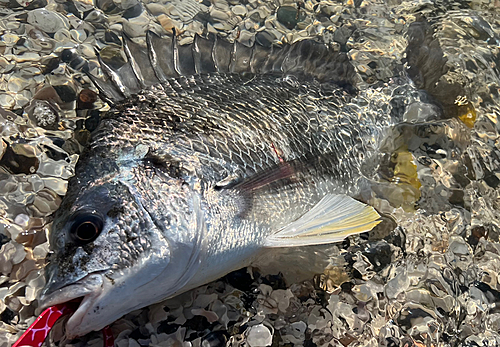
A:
67 31 357 103
264 194 381 247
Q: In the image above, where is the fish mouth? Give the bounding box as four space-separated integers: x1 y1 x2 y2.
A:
38 272 104 338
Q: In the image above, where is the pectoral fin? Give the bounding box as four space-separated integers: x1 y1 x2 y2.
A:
264 194 381 247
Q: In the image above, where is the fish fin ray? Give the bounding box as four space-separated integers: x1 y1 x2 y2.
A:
215 162 297 192
264 194 381 247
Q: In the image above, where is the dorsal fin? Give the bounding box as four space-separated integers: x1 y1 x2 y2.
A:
67 31 357 103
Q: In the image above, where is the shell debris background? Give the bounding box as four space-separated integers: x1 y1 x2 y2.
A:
1 0 500 346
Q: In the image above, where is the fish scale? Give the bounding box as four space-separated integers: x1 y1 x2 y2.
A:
78 72 376 270
38 32 432 338
101 75 363 185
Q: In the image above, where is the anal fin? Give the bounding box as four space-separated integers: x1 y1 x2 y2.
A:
264 194 381 247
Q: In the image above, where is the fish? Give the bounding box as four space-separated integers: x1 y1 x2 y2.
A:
38 31 405 338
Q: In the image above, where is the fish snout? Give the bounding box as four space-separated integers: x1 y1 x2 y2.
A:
38 272 104 311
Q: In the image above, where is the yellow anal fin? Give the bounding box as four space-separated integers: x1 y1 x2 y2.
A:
264 194 381 248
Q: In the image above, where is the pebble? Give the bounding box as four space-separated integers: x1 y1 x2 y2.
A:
7 78 27 94
0 94 15 109
158 14 175 32
213 22 233 31
27 9 69 33
146 3 168 16
232 5 247 17
246 324 273 347
122 16 149 37
211 9 230 21
255 30 274 47
276 6 305 30
238 30 254 46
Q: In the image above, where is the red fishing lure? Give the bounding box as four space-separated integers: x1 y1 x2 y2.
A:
12 303 114 347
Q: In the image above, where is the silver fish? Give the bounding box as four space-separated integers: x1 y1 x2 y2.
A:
39 32 394 337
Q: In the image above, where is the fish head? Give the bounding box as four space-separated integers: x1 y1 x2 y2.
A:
39 159 206 337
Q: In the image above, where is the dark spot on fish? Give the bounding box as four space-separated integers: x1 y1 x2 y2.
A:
82 243 96 254
125 235 138 243
107 205 124 218
60 49 75 63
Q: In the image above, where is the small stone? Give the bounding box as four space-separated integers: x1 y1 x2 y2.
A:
255 30 274 47
276 6 305 30
238 30 254 46
7 77 29 94
213 22 233 31
146 3 168 16
158 14 176 32
53 85 77 103
0 143 39 174
99 46 127 70
249 11 264 25
232 5 247 17
201 331 227 347
27 9 70 34
211 9 230 21
122 16 149 37
121 0 138 9
123 3 143 19
246 324 272 347
77 89 98 109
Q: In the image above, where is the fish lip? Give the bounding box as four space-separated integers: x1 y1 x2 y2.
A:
38 272 104 309
38 272 104 338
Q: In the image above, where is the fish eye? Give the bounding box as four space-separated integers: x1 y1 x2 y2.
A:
70 214 103 244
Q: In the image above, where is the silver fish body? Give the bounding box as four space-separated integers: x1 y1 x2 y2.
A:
39 34 425 337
